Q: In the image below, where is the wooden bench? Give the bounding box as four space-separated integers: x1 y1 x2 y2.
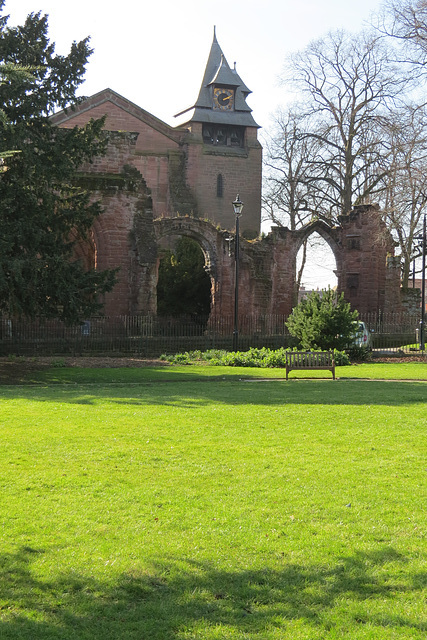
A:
285 350 335 380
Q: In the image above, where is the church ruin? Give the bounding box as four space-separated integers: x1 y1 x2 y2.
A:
52 30 404 320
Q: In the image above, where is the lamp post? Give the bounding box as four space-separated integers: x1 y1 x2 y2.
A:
411 213 426 351
232 194 244 351
420 214 426 351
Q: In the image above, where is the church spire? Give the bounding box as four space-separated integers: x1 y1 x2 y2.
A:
174 29 258 128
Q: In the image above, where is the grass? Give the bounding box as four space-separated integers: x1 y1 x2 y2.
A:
0 363 426 638
4 360 427 385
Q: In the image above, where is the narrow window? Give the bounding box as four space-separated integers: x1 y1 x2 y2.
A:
217 174 223 198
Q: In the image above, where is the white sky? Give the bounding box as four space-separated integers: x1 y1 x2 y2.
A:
5 0 385 131
4 0 387 289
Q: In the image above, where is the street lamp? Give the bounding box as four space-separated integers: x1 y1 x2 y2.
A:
420 215 426 350
232 194 244 351
411 213 426 351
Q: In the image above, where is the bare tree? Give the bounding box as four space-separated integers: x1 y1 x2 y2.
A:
265 26 426 294
263 108 322 230
263 108 329 297
380 0 427 67
263 108 342 297
282 29 409 218
380 104 427 286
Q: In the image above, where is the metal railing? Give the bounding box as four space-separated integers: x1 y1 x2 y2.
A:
0 312 423 357
359 312 422 353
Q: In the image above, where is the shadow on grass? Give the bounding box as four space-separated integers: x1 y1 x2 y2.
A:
4 363 427 388
0 379 426 407
0 546 424 639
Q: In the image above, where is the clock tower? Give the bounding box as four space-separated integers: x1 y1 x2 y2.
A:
174 28 262 237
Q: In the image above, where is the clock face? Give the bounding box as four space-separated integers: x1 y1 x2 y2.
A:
213 87 234 110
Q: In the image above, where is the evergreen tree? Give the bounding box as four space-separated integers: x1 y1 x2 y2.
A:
0 4 116 322
286 289 358 351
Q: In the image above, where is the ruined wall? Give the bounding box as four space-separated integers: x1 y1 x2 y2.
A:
64 98 400 319
151 205 400 320
52 90 188 220
74 132 156 316
247 206 399 317
75 149 401 320
337 205 397 314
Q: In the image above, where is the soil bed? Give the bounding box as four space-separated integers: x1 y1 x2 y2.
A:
0 356 168 385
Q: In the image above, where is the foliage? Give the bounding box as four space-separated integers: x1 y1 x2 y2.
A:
157 236 211 316
286 288 359 351
346 344 372 362
0 4 116 322
0 61 36 161
160 346 351 367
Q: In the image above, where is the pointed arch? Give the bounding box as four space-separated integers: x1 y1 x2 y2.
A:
294 220 341 258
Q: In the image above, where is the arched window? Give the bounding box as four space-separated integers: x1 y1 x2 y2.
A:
217 174 223 198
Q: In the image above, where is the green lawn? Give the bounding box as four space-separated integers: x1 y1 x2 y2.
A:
9 360 427 385
0 364 426 639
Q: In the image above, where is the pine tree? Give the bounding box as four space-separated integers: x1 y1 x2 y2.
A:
286 289 358 351
0 4 116 322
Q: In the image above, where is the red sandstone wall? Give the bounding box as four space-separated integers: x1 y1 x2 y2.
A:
55 92 262 234
338 207 394 314
54 95 181 218
91 192 134 316
54 94 397 319
184 124 262 236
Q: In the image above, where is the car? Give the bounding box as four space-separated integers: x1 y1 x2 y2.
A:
351 321 372 349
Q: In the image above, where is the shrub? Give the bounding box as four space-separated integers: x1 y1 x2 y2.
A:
286 289 358 351
161 347 351 367
333 349 351 366
346 345 371 362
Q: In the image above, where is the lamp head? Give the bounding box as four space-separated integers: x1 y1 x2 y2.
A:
232 194 244 217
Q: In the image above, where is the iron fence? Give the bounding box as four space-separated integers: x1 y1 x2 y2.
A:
359 312 422 353
0 312 423 357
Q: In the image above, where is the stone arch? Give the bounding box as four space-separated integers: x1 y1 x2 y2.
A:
293 220 341 264
90 196 401 318
154 218 221 281
153 217 233 316
263 205 399 317
292 220 342 290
